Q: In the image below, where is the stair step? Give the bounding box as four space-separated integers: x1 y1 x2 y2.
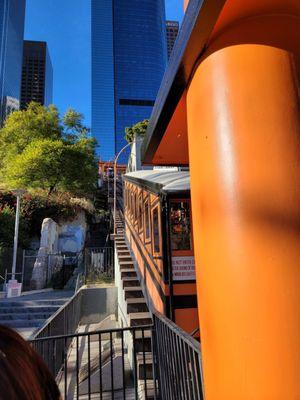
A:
119 260 134 267
0 313 52 320
122 278 140 288
0 300 65 307
117 249 130 255
134 336 152 352
136 352 153 380
126 298 148 313
134 329 152 353
0 305 60 314
124 287 143 299
121 269 137 278
0 319 45 328
120 264 135 272
138 379 156 400
129 312 152 327
118 256 133 263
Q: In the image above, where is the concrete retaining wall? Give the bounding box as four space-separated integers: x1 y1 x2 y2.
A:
80 287 118 325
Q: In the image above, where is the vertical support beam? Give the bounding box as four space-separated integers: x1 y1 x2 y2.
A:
187 43 300 398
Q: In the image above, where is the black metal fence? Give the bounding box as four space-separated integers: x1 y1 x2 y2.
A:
31 325 154 400
153 312 204 400
33 289 83 341
85 247 114 281
32 309 204 399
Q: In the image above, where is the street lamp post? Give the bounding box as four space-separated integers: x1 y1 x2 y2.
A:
6 189 25 297
11 190 25 281
114 142 132 235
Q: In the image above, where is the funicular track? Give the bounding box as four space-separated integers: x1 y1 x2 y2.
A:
30 176 203 399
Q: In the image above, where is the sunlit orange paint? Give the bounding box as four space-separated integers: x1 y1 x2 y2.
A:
152 93 188 166
184 0 189 12
143 0 300 397
187 16 300 400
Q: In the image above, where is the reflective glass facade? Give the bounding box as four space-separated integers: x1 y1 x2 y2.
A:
91 0 167 163
0 0 26 122
21 41 53 109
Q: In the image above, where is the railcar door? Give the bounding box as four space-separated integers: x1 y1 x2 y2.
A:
168 198 199 334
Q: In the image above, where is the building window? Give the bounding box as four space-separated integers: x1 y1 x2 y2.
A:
152 207 160 254
144 199 150 239
131 191 135 218
138 194 143 232
130 190 133 216
124 188 127 209
119 99 155 107
169 201 192 251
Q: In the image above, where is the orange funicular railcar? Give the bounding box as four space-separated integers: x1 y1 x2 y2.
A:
123 170 198 335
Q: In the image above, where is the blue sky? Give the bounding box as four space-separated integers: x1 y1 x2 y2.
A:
24 1 184 127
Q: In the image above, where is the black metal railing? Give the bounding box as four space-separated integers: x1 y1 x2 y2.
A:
31 325 154 400
153 312 204 400
85 246 114 281
33 289 83 341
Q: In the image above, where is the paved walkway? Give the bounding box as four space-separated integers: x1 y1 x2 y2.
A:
57 315 136 399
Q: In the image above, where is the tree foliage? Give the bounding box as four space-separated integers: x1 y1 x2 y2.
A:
0 102 98 195
125 119 149 143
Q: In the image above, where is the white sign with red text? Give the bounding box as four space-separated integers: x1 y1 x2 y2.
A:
172 256 195 281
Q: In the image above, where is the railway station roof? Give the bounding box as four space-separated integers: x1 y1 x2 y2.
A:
141 0 227 166
123 170 190 194
141 0 297 166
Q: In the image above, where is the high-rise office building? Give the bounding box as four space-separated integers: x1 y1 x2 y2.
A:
20 40 53 109
91 0 167 163
166 20 179 59
0 0 26 123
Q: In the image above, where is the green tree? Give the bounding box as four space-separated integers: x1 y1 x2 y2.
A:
5 138 97 195
63 108 90 139
0 102 62 169
0 102 98 195
125 119 149 143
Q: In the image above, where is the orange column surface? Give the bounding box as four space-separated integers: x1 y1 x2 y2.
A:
187 22 300 400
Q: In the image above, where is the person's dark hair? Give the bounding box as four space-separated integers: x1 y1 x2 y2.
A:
0 325 60 400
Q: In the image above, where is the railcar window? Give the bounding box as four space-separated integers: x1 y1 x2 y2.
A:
138 195 143 232
130 191 134 216
153 207 160 253
134 192 138 222
144 199 150 239
169 201 192 251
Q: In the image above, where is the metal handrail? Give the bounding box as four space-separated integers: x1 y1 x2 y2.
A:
31 324 154 399
74 272 84 293
31 323 153 342
30 273 204 400
32 287 83 340
190 326 200 337
153 311 204 400
154 311 201 352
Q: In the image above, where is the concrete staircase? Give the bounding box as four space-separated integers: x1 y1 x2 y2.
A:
0 290 73 338
114 213 155 400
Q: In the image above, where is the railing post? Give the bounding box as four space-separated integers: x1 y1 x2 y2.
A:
21 249 25 288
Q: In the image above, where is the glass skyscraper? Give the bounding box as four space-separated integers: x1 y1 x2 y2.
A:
21 40 53 109
0 0 26 123
91 0 167 164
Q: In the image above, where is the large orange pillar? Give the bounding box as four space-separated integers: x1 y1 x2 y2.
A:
187 13 300 400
